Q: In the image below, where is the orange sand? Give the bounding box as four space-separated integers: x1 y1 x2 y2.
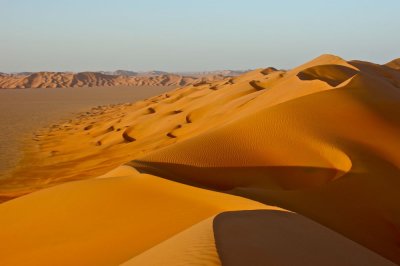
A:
0 54 399 265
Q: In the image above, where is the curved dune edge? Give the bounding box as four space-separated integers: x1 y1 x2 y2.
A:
1 54 400 264
0 166 275 265
297 64 358 86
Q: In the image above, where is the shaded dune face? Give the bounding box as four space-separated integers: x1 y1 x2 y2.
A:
131 162 347 191
213 210 395 266
297 64 358 86
2 54 400 264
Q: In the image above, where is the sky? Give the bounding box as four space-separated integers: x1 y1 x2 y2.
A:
0 0 399 72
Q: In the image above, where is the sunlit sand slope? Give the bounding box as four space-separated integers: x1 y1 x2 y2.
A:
0 166 272 265
121 217 221 266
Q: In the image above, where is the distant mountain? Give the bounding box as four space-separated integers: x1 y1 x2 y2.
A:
175 70 251 77
13 72 35 76
100 70 171 76
99 70 139 76
140 70 170 76
114 70 138 76
99 69 251 77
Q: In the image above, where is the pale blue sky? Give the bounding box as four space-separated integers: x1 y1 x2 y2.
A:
0 0 399 72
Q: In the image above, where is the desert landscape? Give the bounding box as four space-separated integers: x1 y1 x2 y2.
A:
0 54 399 265
1 1 399 265
0 70 235 179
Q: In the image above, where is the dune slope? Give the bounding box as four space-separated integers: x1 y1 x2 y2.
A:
0 166 271 265
130 59 400 263
213 210 394 266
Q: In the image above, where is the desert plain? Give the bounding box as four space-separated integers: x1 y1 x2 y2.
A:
0 85 174 178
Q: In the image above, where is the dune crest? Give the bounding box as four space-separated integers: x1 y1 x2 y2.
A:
385 58 400 70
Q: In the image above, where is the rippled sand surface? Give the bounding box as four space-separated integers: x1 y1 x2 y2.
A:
0 86 174 177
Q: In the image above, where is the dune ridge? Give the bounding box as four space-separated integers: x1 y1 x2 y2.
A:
0 71 229 89
385 58 400 70
0 54 399 264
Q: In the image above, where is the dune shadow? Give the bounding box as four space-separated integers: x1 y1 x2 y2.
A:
129 161 346 191
213 210 394 266
297 64 358 86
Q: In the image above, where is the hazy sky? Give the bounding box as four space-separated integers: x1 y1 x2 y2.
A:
0 0 399 72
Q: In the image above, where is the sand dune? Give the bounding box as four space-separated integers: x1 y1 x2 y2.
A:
0 54 399 264
129 55 400 262
0 166 393 265
0 71 227 89
0 166 272 265
119 209 395 266
385 58 400 70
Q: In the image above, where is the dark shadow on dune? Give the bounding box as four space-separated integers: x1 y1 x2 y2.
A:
213 210 394 266
297 64 358 86
129 161 346 191
249 80 267 91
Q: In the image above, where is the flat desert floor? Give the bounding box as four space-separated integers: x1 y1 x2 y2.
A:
0 86 174 178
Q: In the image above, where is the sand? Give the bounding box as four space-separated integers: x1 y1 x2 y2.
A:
0 166 272 265
213 210 393 266
0 86 174 179
0 54 399 265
